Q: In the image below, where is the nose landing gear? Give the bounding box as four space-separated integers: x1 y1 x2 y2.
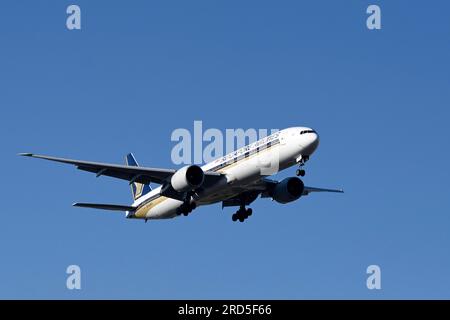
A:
296 155 309 177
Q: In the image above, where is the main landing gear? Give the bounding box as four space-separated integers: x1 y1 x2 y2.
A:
177 191 197 216
296 155 309 177
178 201 197 216
232 205 252 223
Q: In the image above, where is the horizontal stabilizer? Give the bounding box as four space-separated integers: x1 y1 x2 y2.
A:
73 202 136 211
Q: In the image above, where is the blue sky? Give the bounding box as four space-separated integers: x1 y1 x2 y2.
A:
1 0 449 299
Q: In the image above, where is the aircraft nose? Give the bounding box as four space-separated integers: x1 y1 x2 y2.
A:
309 132 319 150
302 131 320 155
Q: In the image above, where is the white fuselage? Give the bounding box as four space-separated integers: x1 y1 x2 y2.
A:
130 127 319 220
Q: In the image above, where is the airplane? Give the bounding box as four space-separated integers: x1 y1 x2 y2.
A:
19 126 343 223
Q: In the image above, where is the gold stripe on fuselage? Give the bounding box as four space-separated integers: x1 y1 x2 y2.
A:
133 143 281 218
134 196 169 218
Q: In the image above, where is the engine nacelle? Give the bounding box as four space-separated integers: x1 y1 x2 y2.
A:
170 165 205 192
272 177 304 204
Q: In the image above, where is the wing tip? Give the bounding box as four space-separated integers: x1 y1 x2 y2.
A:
18 153 33 157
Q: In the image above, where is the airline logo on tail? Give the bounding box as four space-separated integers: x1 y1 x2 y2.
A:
125 153 151 200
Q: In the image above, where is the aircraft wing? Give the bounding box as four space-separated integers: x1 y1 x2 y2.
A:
222 178 343 207
258 178 343 196
19 153 222 185
302 186 344 195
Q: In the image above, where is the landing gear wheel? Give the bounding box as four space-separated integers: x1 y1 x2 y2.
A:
296 169 305 177
179 201 196 217
238 208 247 219
231 203 254 222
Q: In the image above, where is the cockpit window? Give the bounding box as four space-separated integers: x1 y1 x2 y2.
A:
300 130 316 135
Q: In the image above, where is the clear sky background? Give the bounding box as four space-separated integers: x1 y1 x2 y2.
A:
1 1 449 299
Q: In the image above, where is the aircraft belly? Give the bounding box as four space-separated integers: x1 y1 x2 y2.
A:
197 167 268 205
197 145 294 205
141 144 298 218
146 198 183 219
196 186 241 205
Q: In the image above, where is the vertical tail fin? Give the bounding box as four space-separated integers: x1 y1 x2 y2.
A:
125 153 152 200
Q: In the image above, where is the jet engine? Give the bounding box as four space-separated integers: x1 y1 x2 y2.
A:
170 165 205 192
272 177 304 204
